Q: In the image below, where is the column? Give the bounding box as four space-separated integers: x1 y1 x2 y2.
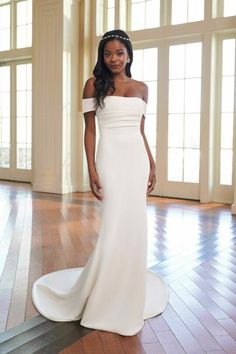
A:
32 0 80 193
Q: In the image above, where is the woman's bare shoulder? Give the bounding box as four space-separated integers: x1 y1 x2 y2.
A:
131 79 148 102
83 77 95 98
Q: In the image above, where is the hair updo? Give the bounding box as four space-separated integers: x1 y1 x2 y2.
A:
93 29 133 108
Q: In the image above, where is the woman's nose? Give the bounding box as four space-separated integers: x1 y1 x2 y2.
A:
110 55 117 62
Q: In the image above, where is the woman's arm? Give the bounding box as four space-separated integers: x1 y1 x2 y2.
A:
141 83 156 195
83 78 103 200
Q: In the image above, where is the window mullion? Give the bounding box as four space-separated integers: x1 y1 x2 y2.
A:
126 0 131 31
114 0 119 29
11 0 16 49
160 0 171 26
218 0 224 17
103 0 108 33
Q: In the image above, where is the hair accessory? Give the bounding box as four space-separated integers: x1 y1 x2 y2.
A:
101 34 130 42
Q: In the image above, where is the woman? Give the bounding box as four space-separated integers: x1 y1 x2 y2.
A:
32 29 168 336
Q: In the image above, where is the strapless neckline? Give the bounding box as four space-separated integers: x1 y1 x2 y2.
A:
82 96 147 105
105 96 147 105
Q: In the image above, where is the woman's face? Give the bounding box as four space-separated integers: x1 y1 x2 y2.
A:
103 39 129 75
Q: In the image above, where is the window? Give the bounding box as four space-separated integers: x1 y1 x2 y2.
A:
171 0 204 25
132 47 158 160
220 38 235 185
168 42 202 183
131 0 160 30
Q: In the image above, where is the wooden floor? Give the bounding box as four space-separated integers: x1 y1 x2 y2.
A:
0 181 236 353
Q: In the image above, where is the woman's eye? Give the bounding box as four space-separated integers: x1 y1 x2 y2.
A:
117 52 124 56
104 52 110 57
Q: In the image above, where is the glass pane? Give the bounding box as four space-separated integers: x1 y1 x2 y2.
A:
131 0 160 30
27 90 32 116
221 76 234 112
17 117 27 143
107 7 114 31
96 0 103 36
221 113 234 149
184 148 199 183
146 0 160 29
16 63 32 170
168 148 183 181
0 67 10 91
0 3 10 28
169 45 185 79
145 114 156 147
185 42 202 78
146 81 157 113
172 0 187 24
185 78 201 113
0 66 10 168
0 92 10 116
184 114 200 148
169 79 185 113
143 48 157 81
17 0 27 25
222 39 235 76
188 0 204 22
172 0 204 24
132 50 143 81
168 114 184 148
224 0 236 16
0 4 10 51
220 150 232 185
17 0 32 48
131 2 145 30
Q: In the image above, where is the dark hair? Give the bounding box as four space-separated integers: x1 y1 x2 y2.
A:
93 29 133 108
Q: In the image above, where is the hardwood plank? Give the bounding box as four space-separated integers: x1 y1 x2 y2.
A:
82 331 104 354
118 335 146 354
154 330 186 354
59 339 84 354
142 342 166 354
138 321 158 344
7 196 33 329
161 303 205 353
168 286 222 351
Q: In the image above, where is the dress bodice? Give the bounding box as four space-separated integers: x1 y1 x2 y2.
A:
82 96 147 129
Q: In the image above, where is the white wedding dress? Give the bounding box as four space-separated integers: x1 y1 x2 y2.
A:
32 96 169 336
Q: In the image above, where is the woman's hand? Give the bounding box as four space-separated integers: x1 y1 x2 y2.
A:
147 165 156 195
89 170 103 201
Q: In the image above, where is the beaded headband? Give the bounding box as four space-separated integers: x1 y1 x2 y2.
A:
101 34 130 42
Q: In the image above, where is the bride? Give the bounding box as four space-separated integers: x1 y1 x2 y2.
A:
32 29 168 336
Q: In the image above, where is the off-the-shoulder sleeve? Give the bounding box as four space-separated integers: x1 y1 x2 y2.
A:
82 98 96 113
